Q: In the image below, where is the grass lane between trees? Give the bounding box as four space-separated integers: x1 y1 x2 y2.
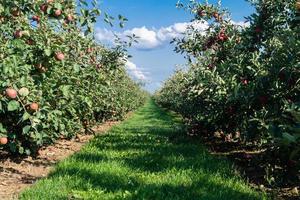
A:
20 100 267 200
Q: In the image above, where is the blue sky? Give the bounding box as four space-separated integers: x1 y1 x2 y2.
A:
93 0 255 93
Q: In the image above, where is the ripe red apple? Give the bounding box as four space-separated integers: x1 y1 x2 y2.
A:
5 88 18 99
54 9 62 17
241 78 249 85
55 52 65 61
32 15 40 22
255 27 262 33
0 137 8 145
29 102 39 111
14 30 23 38
87 48 93 53
40 4 48 13
66 14 74 22
26 39 34 45
218 32 228 42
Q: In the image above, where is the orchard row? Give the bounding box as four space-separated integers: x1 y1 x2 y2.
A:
155 0 299 178
0 0 147 155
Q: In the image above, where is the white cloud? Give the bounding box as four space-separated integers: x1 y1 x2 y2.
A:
124 26 160 49
125 60 148 81
231 20 250 28
95 21 209 50
95 28 115 42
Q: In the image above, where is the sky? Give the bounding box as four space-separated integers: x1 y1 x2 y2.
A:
92 0 255 93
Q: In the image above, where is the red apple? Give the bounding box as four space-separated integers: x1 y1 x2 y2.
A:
255 27 262 33
40 4 48 13
14 30 23 38
26 39 34 45
32 15 40 22
87 48 93 53
55 52 65 61
218 32 228 42
66 14 74 22
29 102 39 111
241 78 249 85
0 137 8 145
5 88 18 99
54 9 62 17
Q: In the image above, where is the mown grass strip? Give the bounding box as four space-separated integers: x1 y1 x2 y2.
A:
20 100 267 200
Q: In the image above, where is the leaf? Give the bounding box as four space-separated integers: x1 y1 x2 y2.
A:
60 85 72 97
22 125 31 134
282 132 296 143
22 112 31 121
7 100 20 111
44 49 52 56
0 123 6 133
18 87 29 97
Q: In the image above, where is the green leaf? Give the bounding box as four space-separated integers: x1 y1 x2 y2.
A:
18 87 29 97
22 125 31 134
19 146 24 154
44 49 52 56
22 112 31 121
0 123 6 133
7 100 20 111
282 132 296 143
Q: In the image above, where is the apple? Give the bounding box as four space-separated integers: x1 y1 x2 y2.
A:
29 102 39 111
241 78 249 85
54 9 62 17
5 88 18 99
0 137 8 145
255 27 262 33
55 52 65 61
87 48 93 53
14 30 23 38
218 32 228 41
40 4 48 13
26 39 34 45
32 15 40 22
66 14 74 22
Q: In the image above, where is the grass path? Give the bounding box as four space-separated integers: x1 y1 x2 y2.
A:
20 100 266 200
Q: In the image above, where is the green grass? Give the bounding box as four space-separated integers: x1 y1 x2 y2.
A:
20 100 267 200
